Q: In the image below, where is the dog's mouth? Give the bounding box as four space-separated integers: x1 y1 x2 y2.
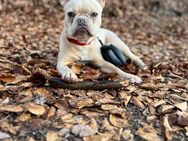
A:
73 27 93 37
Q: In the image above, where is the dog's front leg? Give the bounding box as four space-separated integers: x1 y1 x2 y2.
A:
57 64 78 82
57 49 78 82
105 30 145 69
95 59 142 84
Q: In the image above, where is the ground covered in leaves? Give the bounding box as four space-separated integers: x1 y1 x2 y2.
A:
0 0 188 141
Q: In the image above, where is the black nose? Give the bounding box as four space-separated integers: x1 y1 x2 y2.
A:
77 18 86 27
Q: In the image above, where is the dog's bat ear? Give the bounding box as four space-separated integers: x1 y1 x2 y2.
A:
96 0 105 8
59 0 69 7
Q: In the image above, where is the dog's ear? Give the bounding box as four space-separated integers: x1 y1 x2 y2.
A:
59 0 69 7
96 0 105 8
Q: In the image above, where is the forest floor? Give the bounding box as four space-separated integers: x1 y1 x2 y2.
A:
0 0 188 141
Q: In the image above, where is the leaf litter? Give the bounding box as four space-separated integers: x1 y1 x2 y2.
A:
0 0 188 141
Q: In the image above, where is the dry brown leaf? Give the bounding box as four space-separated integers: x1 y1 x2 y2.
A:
33 87 51 98
0 98 9 104
101 118 115 131
26 137 36 141
26 103 45 116
96 93 117 104
109 114 129 128
88 118 98 133
81 110 103 118
0 84 6 92
1 122 20 135
74 115 90 125
149 91 167 99
47 106 56 118
136 124 161 141
76 98 94 109
0 74 16 83
83 133 114 141
148 105 156 115
61 113 76 124
61 113 73 120
126 85 137 93
175 102 187 111
177 112 188 126
0 105 24 113
121 130 134 141
147 116 158 123
119 90 131 107
131 96 146 109
141 83 164 90
71 64 82 74
168 94 188 101
17 113 31 122
163 116 173 140
159 105 174 114
154 100 166 107
101 104 119 111
46 131 60 141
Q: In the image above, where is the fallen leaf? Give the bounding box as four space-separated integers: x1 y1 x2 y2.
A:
27 137 36 141
175 102 187 111
119 90 131 107
0 84 6 92
101 118 115 131
101 104 119 111
47 106 56 118
46 131 60 141
71 64 82 74
26 102 45 116
159 105 174 114
83 133 114 141
154 100 166 107
1 122 20 135
61 113 76 124
121 130 134 141
136 124 161 141
88 118 98 133
76 98 94 109
163 116 173 140
147 116 157 123
0 105 24 113
109 114 129 128
0 74 16 83
141 83 164 90
17 113 31 122
131 96 146 109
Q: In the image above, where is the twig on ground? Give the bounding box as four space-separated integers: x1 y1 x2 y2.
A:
48 77 128 90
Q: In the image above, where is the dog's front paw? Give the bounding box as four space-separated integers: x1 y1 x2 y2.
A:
61 72 78 83
120 74 142 84
129 75 142 84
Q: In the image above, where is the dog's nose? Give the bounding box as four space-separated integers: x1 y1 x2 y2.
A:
77 18 86 27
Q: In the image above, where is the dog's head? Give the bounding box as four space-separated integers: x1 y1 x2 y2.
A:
60 0 105 40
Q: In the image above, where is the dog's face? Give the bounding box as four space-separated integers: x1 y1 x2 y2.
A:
60 0 105 39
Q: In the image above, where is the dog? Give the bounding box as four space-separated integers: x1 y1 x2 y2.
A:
57 0 145 83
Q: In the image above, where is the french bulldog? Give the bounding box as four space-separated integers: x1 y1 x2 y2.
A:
57 0 145 83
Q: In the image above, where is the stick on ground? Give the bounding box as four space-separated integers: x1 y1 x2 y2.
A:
48 77 128 90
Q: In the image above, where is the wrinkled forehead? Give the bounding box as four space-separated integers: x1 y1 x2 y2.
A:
64 0 103 13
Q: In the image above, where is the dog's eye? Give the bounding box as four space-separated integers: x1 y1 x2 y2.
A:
68 12 75 17
90 12 98 17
